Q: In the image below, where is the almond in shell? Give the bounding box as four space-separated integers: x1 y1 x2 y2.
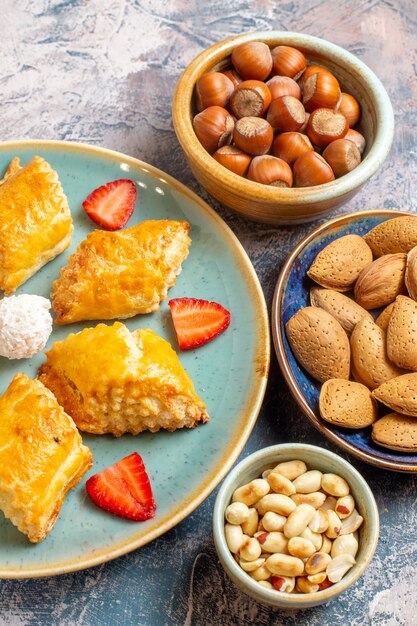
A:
405 245 417 301
319 379 378 428
372 373 417 416
372 412 417 452
310 287 373 336
354 253 407 310
375 302 396 331
350 317 406 390
307 235 373 292
363 215 417 257
386 295 417 370
285 306 350 383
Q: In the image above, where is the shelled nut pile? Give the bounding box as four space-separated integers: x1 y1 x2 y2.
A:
224 459 362 593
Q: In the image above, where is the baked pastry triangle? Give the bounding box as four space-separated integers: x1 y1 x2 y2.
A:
0 373 92 543
38 321 209 436
51 220 191 324
0 156 73 295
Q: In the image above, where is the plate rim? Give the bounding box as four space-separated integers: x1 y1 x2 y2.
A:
0 139 270 578
271 208 417 474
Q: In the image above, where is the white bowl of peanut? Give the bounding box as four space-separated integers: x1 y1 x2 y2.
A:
212 443 379 608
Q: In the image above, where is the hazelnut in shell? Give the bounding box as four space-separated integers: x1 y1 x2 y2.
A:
233 117 274 156
267 95 306 132
193 106 234 153
213 145 252 177
307 108 349 148
293 151 335 187
336 92 361 128
231 41 273 81
271 45 307 80
195 71 234 111
230 80 272 119
266 76 301 101
303 72 341 112
323 138 361 177
247 155 293 187
222 68 243 89
345 128 366 155
299 65 336 89
273 132 313 165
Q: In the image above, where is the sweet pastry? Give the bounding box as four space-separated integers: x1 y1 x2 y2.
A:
38 322 209 436
51 220 191 324
0 373 92 542
0 156 73 295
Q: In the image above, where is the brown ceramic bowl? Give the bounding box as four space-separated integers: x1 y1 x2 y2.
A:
173 31 394 224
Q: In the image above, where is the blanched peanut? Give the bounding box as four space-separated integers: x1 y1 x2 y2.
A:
240 537 262 561
307 572 327 585
321 473 350 497
262 511 286 532
232 479 270 506
225 524 245 554
272 460 307 480
309 509 329 534
257 531 288 554
293 470 322 494
296 577 319 593
256 493 296 516
284 504 316 538
321 534 332 554
331 533 358 558
335 494 355 519
271 575 296 592
250 563 272 581
267 471 296 495
301 527 323 552
257 519 265 533
241 508 259 536
325 510 342 538
305 551 332 575
340 509 363 535
321 496 337 511
265 553 305 577
291 491 327 509
239 557 266 572
258 580 273 589
287 537 316 559
327 554 356 583
225 502 250 525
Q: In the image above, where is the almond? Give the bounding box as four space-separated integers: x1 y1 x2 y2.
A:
285 307 350 383
405 245 417 301
310 287 373 336
350 317 406 390
386 295 417 370
375 302 396 331
354 253 407 310
319 379 378 429
307 235 373 292
372 412 417 452
363 215 417 257
372 373 417 416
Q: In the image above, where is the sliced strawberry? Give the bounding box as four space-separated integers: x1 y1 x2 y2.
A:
86 452 156 521
82 179 137 230
168 297 231 350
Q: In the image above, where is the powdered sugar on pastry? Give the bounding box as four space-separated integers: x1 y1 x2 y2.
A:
0 294 53 359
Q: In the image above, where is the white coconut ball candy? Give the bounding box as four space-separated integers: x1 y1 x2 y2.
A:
0 295 53 359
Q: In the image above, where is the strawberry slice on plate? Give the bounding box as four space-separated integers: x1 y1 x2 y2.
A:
168 297 231 350
86 452 156 521
82 178 137 230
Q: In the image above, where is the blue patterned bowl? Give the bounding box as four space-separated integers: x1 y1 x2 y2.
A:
272 209 417 472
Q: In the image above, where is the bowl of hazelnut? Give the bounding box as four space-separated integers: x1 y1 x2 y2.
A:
172 31 394 224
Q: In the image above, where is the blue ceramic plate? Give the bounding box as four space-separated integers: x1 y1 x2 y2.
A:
0 140 270 578
272 210 417 473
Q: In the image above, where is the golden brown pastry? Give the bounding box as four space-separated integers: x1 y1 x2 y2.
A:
51 220 191 324
0 156 73 295
0 373 92 543
38 321 209 436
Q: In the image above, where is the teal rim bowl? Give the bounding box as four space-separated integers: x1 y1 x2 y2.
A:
213 443 379 608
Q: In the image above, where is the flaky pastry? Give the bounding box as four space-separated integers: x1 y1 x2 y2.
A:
0 373 92 542
38 322 209 436
51 220 191 324
0 156 73 295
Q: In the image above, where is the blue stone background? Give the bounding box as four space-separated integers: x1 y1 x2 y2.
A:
1 1 416 624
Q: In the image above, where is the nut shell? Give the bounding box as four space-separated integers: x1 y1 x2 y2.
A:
319 379 378 428
386 295 417 370
354 253 407 310
310 286 373 336
231 41 273 81
285 306 350 383
363 215 417 257
372 373 417 416
375 302 396 331
372 412 417 452
307 234 373 292
405 245 417 301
